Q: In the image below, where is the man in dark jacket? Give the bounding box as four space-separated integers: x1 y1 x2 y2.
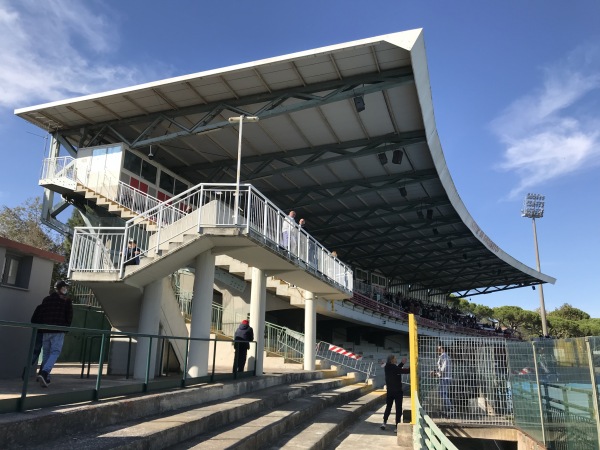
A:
381 354 410 431
233 319 254 373
36 280 73 387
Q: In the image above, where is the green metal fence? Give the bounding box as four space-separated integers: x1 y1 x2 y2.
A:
506 337 600 450
0 319 256 414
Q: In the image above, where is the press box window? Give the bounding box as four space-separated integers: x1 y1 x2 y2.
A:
1 254 32 289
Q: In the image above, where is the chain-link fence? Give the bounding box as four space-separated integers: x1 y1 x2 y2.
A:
418 335 600 450
418 336 512 426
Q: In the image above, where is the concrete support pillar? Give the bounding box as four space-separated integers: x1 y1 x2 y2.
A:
249 267 266 375
133 279 162 380
188 251 215 377
303 291 316 371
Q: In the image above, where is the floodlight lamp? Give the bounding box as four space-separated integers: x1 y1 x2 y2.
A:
417 210 424 219
426 209 433 220
353 96 365 112
392 149 404 164
521 192 545 219
378 153 388 165
228 115 259 123
399 186 407 197
432 228 439 235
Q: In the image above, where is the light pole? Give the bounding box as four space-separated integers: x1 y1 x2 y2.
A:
228 115 259 225
521 193 548 337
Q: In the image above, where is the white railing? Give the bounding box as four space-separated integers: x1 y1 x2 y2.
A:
40 156 77 182
68 182 353 293
40 156 163 216
315 341 376 381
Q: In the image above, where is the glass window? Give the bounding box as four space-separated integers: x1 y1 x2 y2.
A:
92 147 107 158
124 150 142 174
160 172 175 193
2 255 20 285
174 179 188 196
140 160 157 184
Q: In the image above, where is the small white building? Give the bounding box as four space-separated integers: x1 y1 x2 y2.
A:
0 237 64 378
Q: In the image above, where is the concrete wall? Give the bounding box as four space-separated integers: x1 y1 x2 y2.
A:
0 247 56 378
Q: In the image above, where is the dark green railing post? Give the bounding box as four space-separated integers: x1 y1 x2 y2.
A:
18 327 39 412
80 333 88 378
181 337 190 388
93 332 107 401
126 336 132 379
158 337 165 377
211 338 218 382
164 338 171 377
144 336 153 392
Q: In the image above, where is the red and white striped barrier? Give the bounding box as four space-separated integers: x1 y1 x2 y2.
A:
328 344 362 360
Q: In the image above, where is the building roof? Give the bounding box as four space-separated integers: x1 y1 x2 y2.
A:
0 237 65 263
15 29 555 298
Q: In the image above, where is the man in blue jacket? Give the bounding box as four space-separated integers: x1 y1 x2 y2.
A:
233 319 254 373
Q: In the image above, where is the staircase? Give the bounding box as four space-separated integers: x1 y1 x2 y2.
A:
2 369 386 450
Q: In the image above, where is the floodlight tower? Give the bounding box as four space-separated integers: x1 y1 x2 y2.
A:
521 193 548 337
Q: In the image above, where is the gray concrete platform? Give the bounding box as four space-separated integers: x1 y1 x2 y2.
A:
333 397 412 449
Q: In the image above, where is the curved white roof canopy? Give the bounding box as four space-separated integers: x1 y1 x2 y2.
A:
16 29 556 298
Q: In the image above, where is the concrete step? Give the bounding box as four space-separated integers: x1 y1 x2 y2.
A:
0 372 327 449
18 375 356 450
269 388 387 449
171 381 374 450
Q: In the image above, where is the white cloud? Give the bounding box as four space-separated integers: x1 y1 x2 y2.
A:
0 0 169 109
492 44 600 199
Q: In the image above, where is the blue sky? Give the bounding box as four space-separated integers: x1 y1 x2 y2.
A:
1 0 599 316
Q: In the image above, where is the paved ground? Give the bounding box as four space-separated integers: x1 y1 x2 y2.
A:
0 362 241 401
2 364 414 449
333 397 411 449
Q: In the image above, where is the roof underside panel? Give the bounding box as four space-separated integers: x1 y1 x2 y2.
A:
16 30 555 298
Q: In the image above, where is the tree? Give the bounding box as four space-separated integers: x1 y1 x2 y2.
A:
0 197 61 252
0 197 66 286
493 305 541 338
578 319 600 337
548 303 590 321
472 305 494 321
547 316 583 339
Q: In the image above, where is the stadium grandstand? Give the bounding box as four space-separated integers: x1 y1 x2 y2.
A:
4 29 571 449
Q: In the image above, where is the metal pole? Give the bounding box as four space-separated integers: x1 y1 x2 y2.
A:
233 115 244 225
532 218 548 337
585 338 600 446
531 342 547 446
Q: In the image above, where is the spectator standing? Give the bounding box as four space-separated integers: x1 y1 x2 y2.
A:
381 354 410 431
36 280 73 387
233 319 254 374
432 345 455 417
281 211 297 250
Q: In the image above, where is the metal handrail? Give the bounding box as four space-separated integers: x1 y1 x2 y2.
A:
315 341 376 381
40 156 164 219
413 395 458 450
68 182 353 292
2 319 257 413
